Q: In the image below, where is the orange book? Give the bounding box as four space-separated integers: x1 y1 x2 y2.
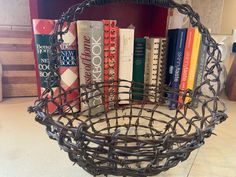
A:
185 29 202 104
178 28 195 105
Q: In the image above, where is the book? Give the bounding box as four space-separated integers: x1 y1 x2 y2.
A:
194 37 207 89
192 36 208 106
77 21 104 115
59 22 80 113
144 38 150 87
156 38 168 103
169 28 187 109
185 28 202 104
33 19 59 113
165 29 179 104
132 38 146 100
118 28 135 104
144 38 160 102
103 20 119 111
178 28 195 105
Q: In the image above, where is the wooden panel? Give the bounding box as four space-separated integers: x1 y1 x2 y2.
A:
0 30 32 38
2 65 35 71
0 51 34 65
0 37 32 45
3 70 36 77
0 29 37 98
2 77 36 84
0 44 32 51
3 84 37 97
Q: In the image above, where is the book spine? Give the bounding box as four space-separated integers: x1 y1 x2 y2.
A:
77 21 104 115
103 20 110 111
157 38 168 103
144 38 151 94
103 20 119 111
148 38 160 102
132 38 146 100
178 28 195 105
109 26 119 109
185 29 202 104
165 29 179 105
118 28 135 104
144 37 150 100
59 22 80 112
91 21 104 114
169 29 187 109
194 37 207 89
33 19 59 113
192 37 207 107
77 21 93 113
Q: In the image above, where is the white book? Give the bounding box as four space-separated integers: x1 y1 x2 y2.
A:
118 28 135 104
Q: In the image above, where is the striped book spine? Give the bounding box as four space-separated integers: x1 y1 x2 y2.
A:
59 22 80 112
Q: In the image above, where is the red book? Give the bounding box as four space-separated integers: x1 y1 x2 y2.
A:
102 20 119 111
178 28 195 104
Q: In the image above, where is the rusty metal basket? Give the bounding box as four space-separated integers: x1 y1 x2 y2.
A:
28 0 227 176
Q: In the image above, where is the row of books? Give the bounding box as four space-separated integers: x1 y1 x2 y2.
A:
33 19 142 115
33 19 206 115
165 27 207 109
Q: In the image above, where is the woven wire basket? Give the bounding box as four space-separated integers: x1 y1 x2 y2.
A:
28 0 228 176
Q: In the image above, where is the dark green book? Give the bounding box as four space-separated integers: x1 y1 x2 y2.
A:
132 38 146 100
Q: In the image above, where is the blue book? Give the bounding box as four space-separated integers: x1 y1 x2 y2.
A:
169 28 187 109
165 29 179 105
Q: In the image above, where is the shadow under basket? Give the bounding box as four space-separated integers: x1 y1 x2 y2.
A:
29 0 228 177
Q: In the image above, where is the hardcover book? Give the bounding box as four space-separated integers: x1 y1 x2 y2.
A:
169 28 187 109
59 22 80 112
33 19 59 113
132 38 146 100
178 27 195 105
77 21 104 115
103 20 119 110
118 28 135 104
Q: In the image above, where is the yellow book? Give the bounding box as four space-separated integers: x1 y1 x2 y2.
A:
185 28 202 104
